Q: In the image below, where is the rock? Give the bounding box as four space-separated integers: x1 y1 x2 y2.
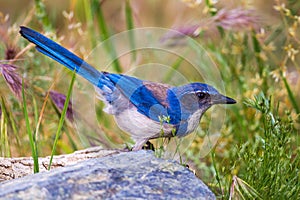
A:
0 150 215 200
0 147 118 182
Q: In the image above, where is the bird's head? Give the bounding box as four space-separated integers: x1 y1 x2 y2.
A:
190 82 236 106
166 83 236 136
170 83 236 115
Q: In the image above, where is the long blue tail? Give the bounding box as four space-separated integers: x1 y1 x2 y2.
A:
20 26 103 87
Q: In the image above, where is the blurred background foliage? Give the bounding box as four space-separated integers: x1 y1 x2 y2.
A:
0 0 299 199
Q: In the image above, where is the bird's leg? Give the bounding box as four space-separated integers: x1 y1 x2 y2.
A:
132 138 149 151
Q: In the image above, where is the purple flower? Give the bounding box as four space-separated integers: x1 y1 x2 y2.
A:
213 8 259 31
49 90 74 122
161 8 259 42
0 63 23 98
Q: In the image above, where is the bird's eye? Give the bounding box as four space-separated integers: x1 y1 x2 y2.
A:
196 92 206 99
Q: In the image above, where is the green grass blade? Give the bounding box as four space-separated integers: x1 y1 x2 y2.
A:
251 31 263 74
32 96 39 126
163 56 184 83
50 99 78 151
211 149 224 199
125 0 136 61
282 74 300 115
48 71 76 170
92 0 122 72
22 79 39 173
0 98 10 157
0 97 20 147
7 103 20 147
83 0 97 48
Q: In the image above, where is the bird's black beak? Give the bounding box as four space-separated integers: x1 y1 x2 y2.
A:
212 94 236 104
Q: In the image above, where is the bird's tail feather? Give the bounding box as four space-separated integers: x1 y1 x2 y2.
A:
19 26 102 87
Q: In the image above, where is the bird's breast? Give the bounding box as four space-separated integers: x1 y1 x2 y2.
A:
114 107 175 141
186 109 204 133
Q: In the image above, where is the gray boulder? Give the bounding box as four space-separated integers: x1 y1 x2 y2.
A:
0 150 215 200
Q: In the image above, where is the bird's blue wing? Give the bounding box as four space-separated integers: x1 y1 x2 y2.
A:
104 73 169 123
114 78 189 133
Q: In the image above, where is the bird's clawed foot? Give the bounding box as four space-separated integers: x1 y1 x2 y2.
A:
122 139 154 151
142 141 155 151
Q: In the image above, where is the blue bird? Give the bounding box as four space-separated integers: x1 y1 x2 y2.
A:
19 26 236 150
